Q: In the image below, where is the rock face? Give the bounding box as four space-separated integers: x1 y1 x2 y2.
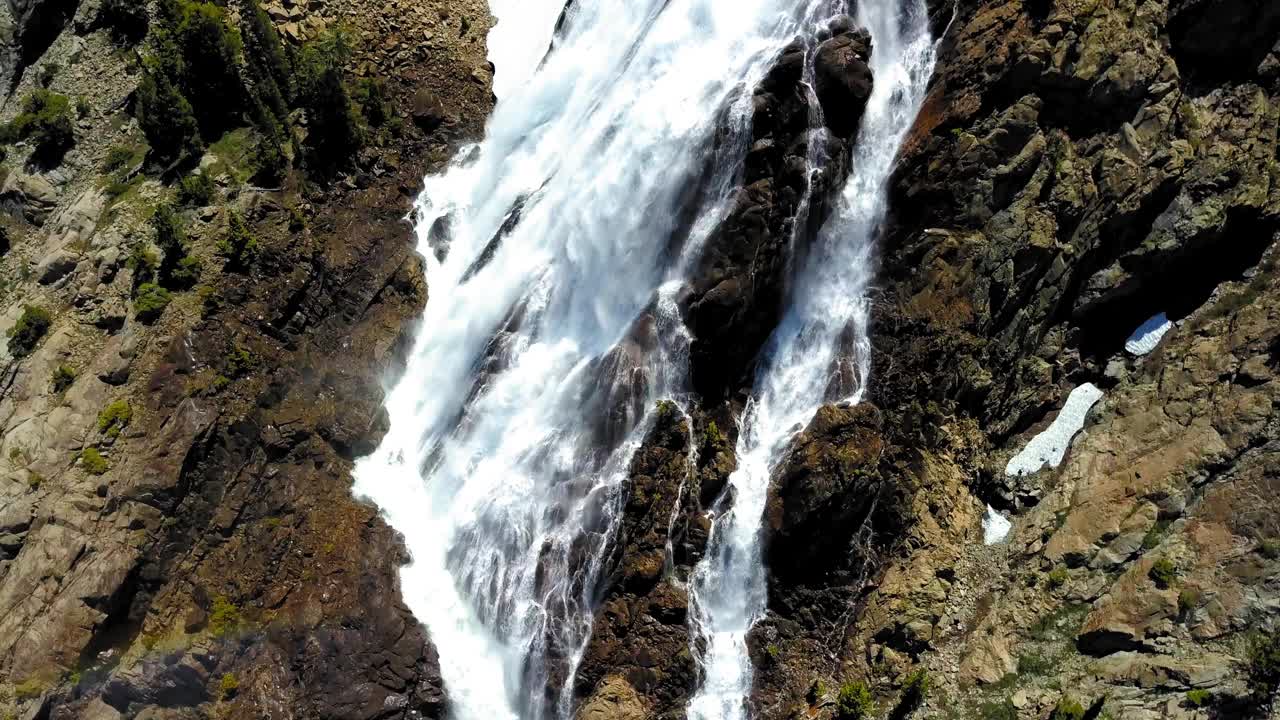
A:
685 17 874 402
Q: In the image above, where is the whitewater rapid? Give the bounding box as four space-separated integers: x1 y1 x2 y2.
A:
686 2 937 718
355 1 937 720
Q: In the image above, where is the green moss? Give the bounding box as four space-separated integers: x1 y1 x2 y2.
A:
216 211 260 271
13 678 46 700
1184 689 1211 708
97 400 133 438
50 364 76 393
208 595 241 637
835 681 875 720
8 305 52 357
1148 558 1177 589
80 447 109 475
134 282 173 323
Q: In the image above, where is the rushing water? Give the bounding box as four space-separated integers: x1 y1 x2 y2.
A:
686 2 937 718
355 1 936 719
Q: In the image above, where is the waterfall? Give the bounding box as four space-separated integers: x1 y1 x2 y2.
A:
352 2 869 719
687 2 937 719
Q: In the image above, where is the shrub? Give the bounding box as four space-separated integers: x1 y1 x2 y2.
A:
1047 565 1069 589
128 242 161 289
136 70 202 163
1017 651 1053 675
219 672 239 699
152 205 201 288
80 448 109 475
1149 558 1178 589
134 282 173 323
97 400 133 438
13 677 46 700
1049 697 1086 720
1179 588 1201 615
1260 538 1280 559
979 698 1017 720
50 364 76 393
217 211 260 271
836 681 876 720
895 668 929 715
9 305 52 357
178 170 215 206
1248 630 1280 709
224 345 255 378
352 77 391 128
5 90 74 165
208 595 241 636
99 0 150 44
153 0 246 135
295 29 364 173
1185 689 1211 708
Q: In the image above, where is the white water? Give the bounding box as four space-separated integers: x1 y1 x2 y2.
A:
687 3 937 719
353 2 908 720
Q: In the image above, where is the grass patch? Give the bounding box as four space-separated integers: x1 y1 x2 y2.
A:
80 447 109 475
8 305 52 357
97 400 133 438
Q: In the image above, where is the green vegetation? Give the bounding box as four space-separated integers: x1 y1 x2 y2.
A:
80 448 109 475
1142 518 1172 550
895 668 930 716
97 400 133 438
178 170 214 207
978 698 1017 720
136 70 201 163
352 77 391 128
1179 588 1201 615
219 672 239 699
294 29 365 174
224 344 256 379
100 0 150 44
208 595 242 637
128 242 161 289
1017 651 1054 676
1184 689 1211 708
1047 565 1069 589
1260 538 1280 560
1 90 75 165
836 681 876 720
134 282 173 323
1148 558 1178 589
1048 697 1086 720
1248 629 1280 709
152 204 200 288
13 677 46 700
50 364 76 393
217 211 260 271
8 305 52 357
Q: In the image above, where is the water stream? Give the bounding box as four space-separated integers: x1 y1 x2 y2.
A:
354 1 936 719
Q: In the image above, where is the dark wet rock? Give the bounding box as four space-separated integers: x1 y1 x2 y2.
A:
814 26 874 137
685 23 874 402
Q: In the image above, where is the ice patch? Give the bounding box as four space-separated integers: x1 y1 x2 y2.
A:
1124 312 1172 356
983 505 1012 545
1005 383 1104 477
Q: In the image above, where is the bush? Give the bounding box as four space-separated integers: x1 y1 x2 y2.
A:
99 0 150 44
1185 689 1211 708
153 0 246 135
178 170 215 206
208 595 241 636
135 283 173 323
295 29 364 173
895 669 929 716
13 677 46 700
352 77 391 128
1149 558 1178 589
1179 588 1201 615
97 400 133 438
219 672 239 699
152 204 202 289
217 211 260 271
137 70 202 163
1049 697 1086 720
50 364 76 393
1260 538 1280 559
128 242 161 289
1047 565 1069 589
8 305 52 357
836 681 876 720
979 698 1017 720
1248 630 1280 709
80 448 109 475
241 0 291 121
5 90 74 165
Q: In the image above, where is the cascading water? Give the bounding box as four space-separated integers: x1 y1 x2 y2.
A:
687 2 937 719
352 2 888 720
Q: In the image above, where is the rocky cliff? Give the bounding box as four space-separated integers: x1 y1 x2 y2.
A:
0 1 492 718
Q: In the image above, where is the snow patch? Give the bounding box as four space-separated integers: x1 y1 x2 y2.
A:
983 505 1012 545
1124 312 1172 356
1005 383 1104 477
